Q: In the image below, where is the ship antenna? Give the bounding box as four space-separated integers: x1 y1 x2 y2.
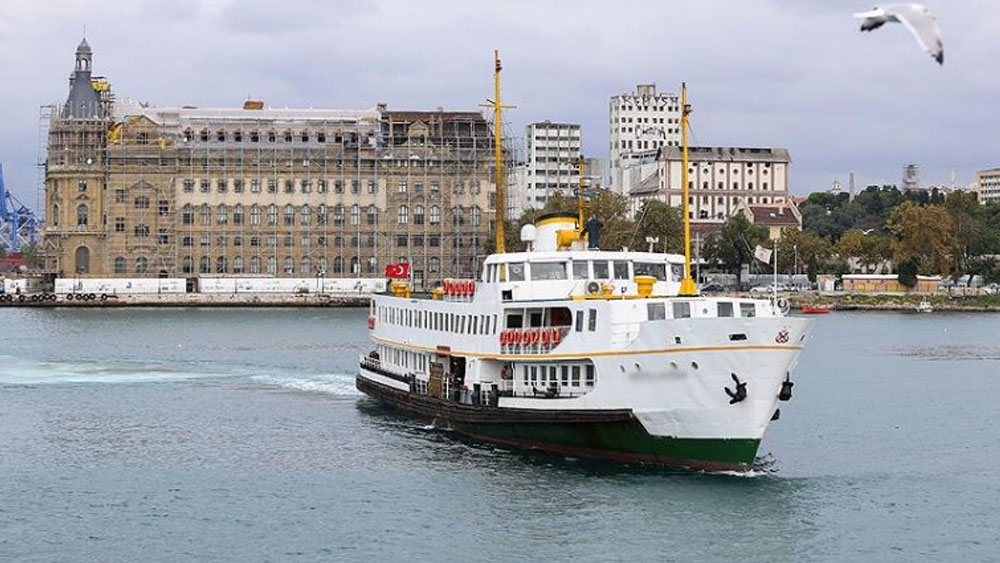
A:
678 82 699 296
492 50 505 254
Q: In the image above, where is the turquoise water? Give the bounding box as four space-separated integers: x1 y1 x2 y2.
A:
1 308 998 562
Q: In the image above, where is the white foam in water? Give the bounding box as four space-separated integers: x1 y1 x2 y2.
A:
0 355 227 385
252 373 361 397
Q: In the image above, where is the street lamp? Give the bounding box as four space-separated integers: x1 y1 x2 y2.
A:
645 236 659 253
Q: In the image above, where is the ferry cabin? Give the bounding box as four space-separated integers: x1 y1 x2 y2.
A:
365 249 781 408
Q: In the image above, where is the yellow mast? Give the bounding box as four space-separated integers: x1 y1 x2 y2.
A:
678 82 698 296
493 49 505 254
577 157 586 230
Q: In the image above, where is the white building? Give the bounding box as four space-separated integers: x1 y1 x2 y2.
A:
520 121 582 210
976 168 1000 204
609 84 681 194
629 146 791 226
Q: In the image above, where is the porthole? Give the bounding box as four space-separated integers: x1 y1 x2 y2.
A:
634 362 641 371
619 364 626 372
674 336 682 344
691 361 699 370
670 361 678 369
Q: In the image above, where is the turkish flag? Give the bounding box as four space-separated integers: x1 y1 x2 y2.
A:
385 263 410 279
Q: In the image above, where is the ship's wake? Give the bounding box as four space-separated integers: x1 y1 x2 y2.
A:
251 373 361 397
0 354 227 385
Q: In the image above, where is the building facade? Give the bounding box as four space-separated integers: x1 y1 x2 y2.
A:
520 121 582 210
43 40 497 288
629 146 790 226
976 167 1000 204
609 84 681 193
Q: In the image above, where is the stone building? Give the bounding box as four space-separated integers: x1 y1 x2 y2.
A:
609 84 681 193
42 40 497 288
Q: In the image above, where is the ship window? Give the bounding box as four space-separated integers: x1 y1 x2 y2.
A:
575 311 584 332
588 309 597 331
530 366 538 383
669 263 684 282
634 262 667 281
673 302 691 319
472 316 479 334
508 262 525 281
718 302 734 317
572 365 581 387
531 262 568 281
647 302 666 320
585 365 595 386
506 313 523 329
572 261 589 279
561 366 569 386
522 366 529 384
550 366 557 381
740 303 756 318
593 261 610 279
613 261 630 279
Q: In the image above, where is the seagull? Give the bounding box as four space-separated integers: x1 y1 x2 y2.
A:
854 3 944 65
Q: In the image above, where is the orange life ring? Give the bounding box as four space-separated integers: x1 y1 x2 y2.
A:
467 281 475 295
540 329 551 344
512 330 523 344
528 329 540 344
551 328 561 344
500 330 509 345
367 316 375 330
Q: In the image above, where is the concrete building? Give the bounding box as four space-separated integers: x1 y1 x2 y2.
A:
609 84 680 194
521 121 582 210
42 40 498 288
628 146 791 227
975 167 1000 204
734 201 802 239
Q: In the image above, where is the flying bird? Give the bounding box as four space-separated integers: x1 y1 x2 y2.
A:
854 3 944 65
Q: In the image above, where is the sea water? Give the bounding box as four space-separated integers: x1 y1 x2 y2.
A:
1 307 998 562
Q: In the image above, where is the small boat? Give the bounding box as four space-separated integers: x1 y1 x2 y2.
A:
916 300 933 313
800 304 834 315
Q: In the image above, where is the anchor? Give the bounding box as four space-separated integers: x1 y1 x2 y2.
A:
724 373 747 405
778 372 794 401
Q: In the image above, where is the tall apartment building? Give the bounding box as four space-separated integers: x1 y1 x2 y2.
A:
629 146 790 225
975 167 1000 204
521 121 582 210
42 40 497 288
609 84 681 194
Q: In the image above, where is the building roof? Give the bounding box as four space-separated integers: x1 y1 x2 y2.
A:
659 146 791 163
744 204 800 227
383 110 486 122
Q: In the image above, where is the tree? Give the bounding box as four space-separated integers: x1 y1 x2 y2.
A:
631 199 682 253
898 257 919 288
701 214 768 285
887 201 955 275
836 229 866 267
944 191 987 279
776 228 833 276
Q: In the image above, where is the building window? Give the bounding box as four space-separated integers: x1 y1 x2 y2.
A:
134 196 149 209
317 204 328 225
114 189 126 202
429 206 441 225
366 205 377 225
250 256 261 274
398 205 409 225
134 224 150 237
351 204 360 225
301 204 311 226
250 204 261 225
216 256 228 273
429 257 440 273
200 204 211 226
217 205 229 225
414 205 424 225
333 205 344 226
135 256 148 274
113 256 126 274
398 181 407 194
114 217 125 233
267 204 278 225
470 206 481 227
267 256 277 275
233 205 244 226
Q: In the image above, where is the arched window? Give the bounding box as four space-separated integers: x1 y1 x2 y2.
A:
333 256 343 273
317 204 328 225
267 204 278 225
113 256 126 274
429 205 441 225
414 205 424 225
300 257 311 275
182 204 194 225
76 204 89 226
398 205 409 225
182 256 193 273
233 204 245 226
318 257 328 274
333 205 345 226
350 204 360 226
283 256 294 274
250 256 261 274
74 246 90 273
452 206 464 226
199 256 210 273
200 204 211 226
350 256 359 274
429 256 440 273
267 256 277 275
216 256 228 273
284 204 295 226
250 204 261 225
217 204 228 225
135 256 148 274
301 204 311 226
367 256 377 274
470 206 481 227
367 205 377 225
233 256 244 274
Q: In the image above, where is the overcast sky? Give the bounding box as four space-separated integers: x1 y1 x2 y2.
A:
1 0 997 208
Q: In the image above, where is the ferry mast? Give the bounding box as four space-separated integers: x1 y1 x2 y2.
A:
678 83 698 296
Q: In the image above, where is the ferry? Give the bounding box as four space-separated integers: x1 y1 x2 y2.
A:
356 54 814 472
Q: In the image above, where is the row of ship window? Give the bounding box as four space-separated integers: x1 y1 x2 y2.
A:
486 260 683 283
648 301 758 320
378 304 499 336
520 364 596 389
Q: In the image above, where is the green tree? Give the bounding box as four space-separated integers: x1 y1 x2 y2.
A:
702 214 768 285
776 228 833 276
631 199 682 253
887 201 955 275
944 191 987 278
898 257 919 288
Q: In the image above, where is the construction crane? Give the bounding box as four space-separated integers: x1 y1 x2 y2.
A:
0 163 40 254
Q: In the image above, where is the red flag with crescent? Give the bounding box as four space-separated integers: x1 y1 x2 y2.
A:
385 263 409 279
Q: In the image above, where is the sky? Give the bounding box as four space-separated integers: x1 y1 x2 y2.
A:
1 0 998 210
